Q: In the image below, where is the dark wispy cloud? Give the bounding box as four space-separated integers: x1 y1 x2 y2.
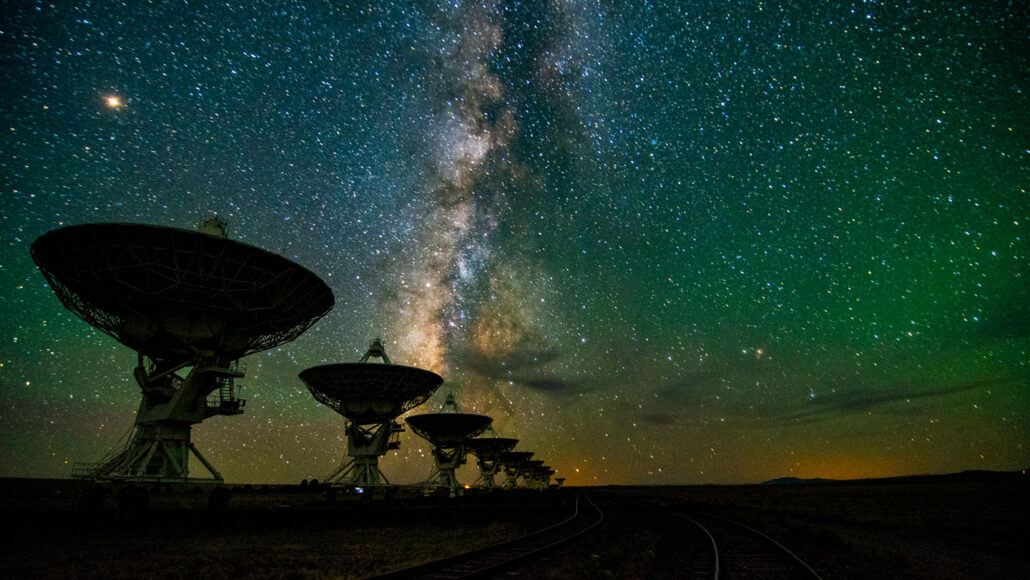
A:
740 376 1023 426
632 372 727 426
638 413 679 426
633 373 1026 428
973 302 1030 342
458 346 586 396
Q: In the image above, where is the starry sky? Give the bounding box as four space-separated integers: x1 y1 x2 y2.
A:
1 1 1027 486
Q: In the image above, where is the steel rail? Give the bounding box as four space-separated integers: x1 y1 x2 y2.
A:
677 514 721 579
371 493 603 579
676 512 823 580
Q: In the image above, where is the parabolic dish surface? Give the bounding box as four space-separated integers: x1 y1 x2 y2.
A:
499 451 534 465
31 223 334 360
299 363 443 422
466 437 519 459
405 413 493 447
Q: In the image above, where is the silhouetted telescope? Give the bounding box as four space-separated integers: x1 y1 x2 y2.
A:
521 459 547 490
31 220 334 481
406 394 492 496
467 437 518 490
499 450 534 488
299 338 443 487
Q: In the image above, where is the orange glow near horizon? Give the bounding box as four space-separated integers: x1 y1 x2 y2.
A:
794 455 918 481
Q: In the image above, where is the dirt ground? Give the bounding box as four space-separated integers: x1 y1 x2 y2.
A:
0 474 1026 579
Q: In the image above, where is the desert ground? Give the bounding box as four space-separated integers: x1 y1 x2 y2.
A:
0 473 1026 578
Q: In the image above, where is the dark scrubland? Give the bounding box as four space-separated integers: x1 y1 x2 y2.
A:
0 479 567 579
555 472 1029 579
0 472 1026 579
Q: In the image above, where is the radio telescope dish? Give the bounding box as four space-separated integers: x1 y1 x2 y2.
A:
467 437 518 459
406 394 492 497
540 467 557 489
299 339 442 487
32 223 334 360
31 222 334 482
521 460 544 490
405 413 493 446
301 363 441 424
499 451 534 463
521 461 552 490
466 437 518 490
499 450 534 488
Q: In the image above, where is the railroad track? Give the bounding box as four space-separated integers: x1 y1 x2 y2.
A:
675 512 823 579
371 493 604 579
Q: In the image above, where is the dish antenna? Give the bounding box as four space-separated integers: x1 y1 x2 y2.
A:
31 221 334 481
529 465 556 490
299 338 442 487
405 393 491 497
498 450 533 489
520 459 546 490
466 436 518 490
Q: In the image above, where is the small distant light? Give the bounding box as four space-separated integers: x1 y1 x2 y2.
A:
105 95 123 108
354 487 364 494
463 484 471 490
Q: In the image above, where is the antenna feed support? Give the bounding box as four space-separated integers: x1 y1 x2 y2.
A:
358 337 391 364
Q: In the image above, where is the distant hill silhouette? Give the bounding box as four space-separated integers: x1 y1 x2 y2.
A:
763 476 835 485
763 469 1027 485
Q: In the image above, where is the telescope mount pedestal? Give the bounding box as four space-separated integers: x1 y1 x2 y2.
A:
324 420 403 487
75 354 245 482
425 446 468 498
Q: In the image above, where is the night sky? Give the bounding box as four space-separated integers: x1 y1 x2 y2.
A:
1 1 1027 486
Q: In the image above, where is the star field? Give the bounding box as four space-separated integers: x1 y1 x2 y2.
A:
1 1 1027 485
